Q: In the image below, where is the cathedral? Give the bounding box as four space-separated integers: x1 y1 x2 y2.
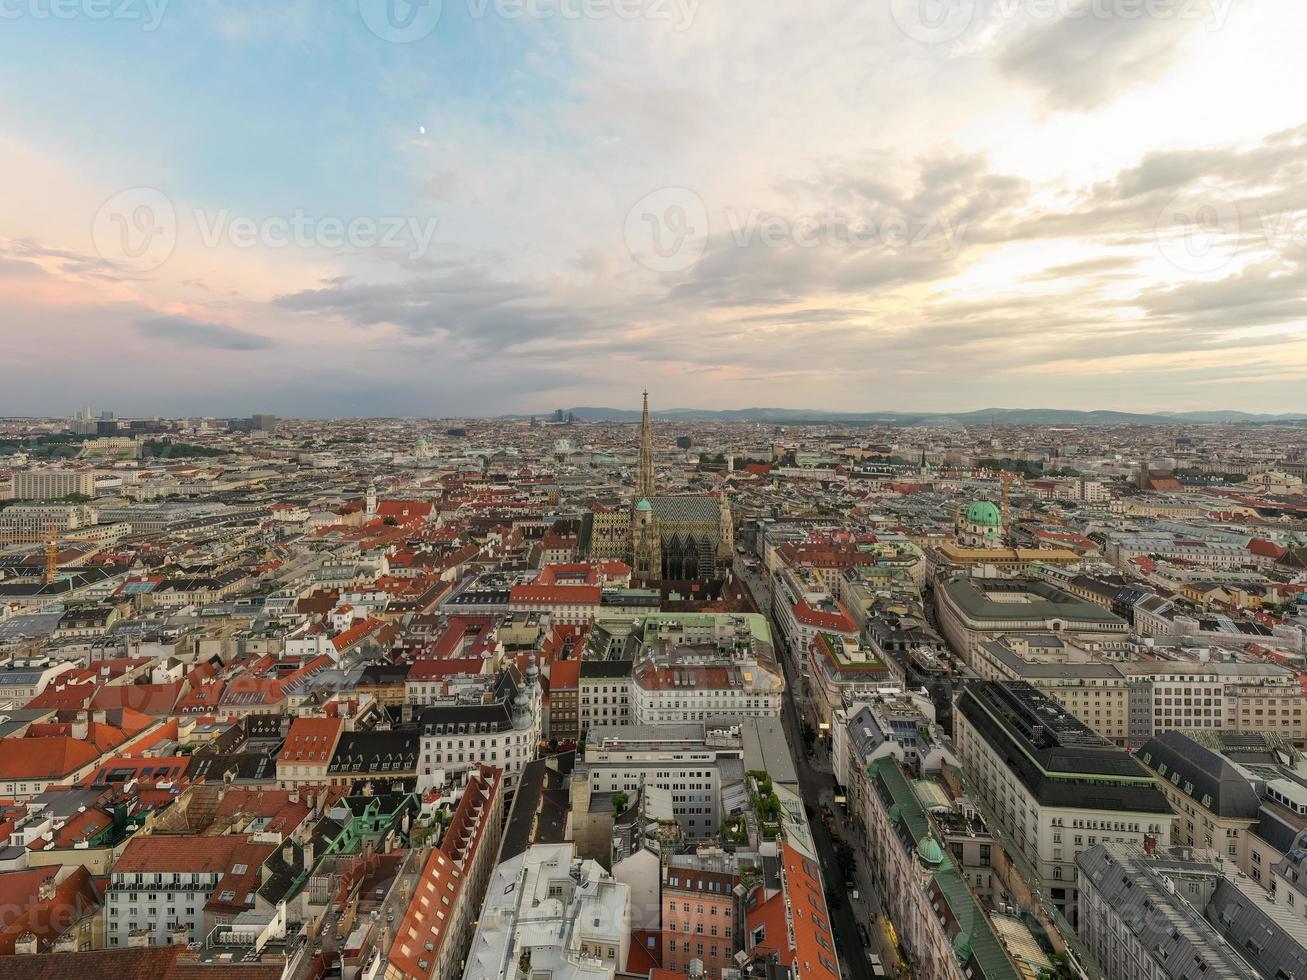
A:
584 392 733 584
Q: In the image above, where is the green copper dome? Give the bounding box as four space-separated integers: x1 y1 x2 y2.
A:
916 833 946 867
964 500 1002 526
635 498 653 513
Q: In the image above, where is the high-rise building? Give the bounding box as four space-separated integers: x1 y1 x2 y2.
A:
12 471 95 500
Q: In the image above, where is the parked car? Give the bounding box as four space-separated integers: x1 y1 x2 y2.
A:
856 923 871 947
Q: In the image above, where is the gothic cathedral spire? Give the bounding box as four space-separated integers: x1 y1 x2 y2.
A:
636 389 655 500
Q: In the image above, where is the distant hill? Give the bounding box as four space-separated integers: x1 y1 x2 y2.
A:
505 407 1307 426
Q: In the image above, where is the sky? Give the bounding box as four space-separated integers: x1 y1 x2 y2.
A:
2 0 1306 418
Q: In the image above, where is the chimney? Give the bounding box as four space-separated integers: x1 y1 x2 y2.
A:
1143 833 1158 857
71 712 89 742
127 928 150 948
169 924 190 946
14 933 38 956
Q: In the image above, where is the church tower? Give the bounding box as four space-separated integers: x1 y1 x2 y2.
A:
636 390 656 500
716 491 734 564
632 498 661 582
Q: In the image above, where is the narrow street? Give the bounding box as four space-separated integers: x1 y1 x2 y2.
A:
733 558 902 980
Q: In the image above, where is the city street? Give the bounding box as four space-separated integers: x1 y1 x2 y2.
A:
733 558 903 980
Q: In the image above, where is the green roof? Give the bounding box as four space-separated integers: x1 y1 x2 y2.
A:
941 577 1126 625
965 500 1003 526
872 756 930 848
917 833 946 867
872 758 1020 980
929 868 1020 980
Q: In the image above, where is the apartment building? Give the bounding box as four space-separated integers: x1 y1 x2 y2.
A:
418 664 541 792
1078 843 1307 980
862 757 1025 980
0 503 98 536
12 470 96 500
276 715 343 788
385 766 504 980
104 834 277 948
954 681 1175 922
572 724 745 842
460 842 630 980
661 865 740 978
579 660 632 732
631 647 784 725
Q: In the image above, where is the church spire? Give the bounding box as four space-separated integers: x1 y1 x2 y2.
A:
636 389 655 500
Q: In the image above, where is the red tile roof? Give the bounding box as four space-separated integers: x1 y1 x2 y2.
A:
793 600 857 633
386 767 502 980
113 833 274 876
509 584 602 605
550 658 581 691
0 866 101 955
0 738 101 781
278 716 343 765
0 947 282 980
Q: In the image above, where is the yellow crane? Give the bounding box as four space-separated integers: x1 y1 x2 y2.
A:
0 524 101 585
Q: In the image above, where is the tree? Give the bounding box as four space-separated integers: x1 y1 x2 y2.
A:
612 792 631 814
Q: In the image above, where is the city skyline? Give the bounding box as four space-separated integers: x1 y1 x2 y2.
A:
2 1 1306 416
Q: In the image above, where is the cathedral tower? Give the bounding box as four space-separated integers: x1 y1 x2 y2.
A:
636 390 655 501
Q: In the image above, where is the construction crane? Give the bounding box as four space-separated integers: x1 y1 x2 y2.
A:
0 524 100 586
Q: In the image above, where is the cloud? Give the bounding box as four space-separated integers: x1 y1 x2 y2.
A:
134 315 275 350
273 266 613 354
998 5 1203 111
